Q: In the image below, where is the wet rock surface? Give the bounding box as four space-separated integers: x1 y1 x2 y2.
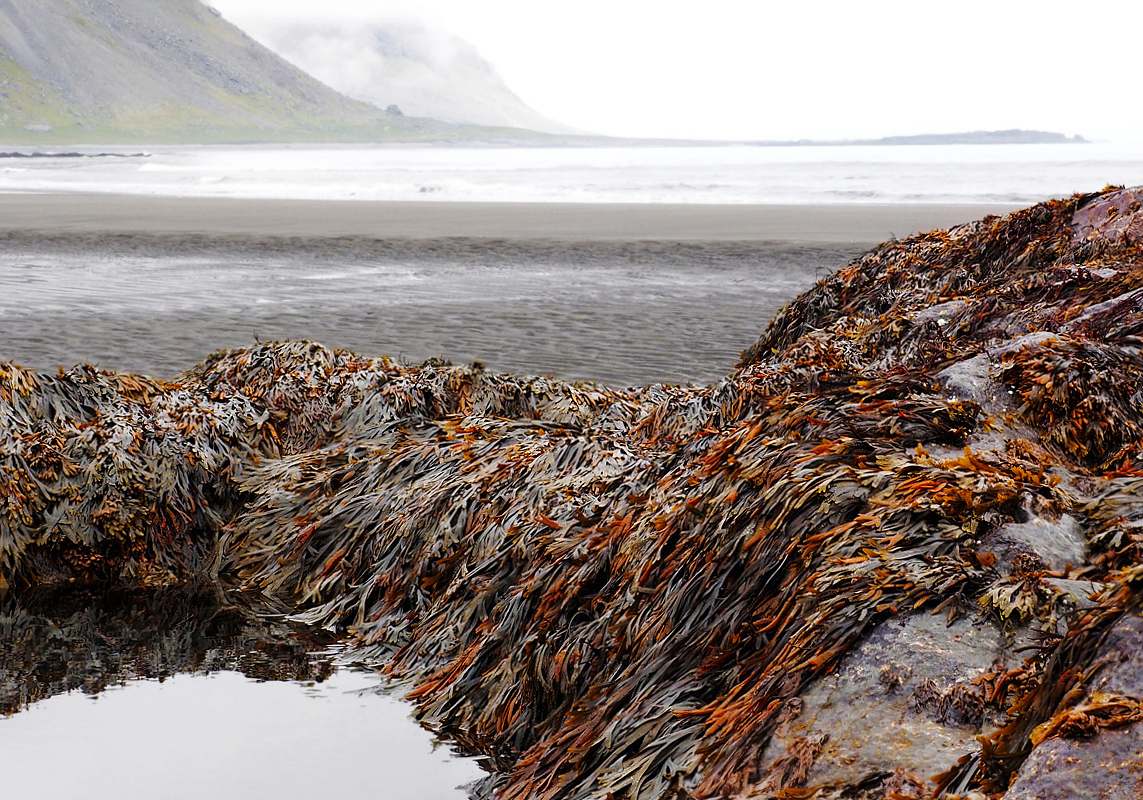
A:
759 612 1020 790
1004 612 1143 799
1072 187 1143 245
3 187 1143 798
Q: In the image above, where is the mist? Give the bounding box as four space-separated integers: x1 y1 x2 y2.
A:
233 17 574 133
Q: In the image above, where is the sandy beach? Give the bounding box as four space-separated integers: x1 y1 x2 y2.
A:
0 194 1020 386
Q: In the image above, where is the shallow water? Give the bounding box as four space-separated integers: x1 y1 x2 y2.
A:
0 588 483 799
1 670 483 800
0 236 854 385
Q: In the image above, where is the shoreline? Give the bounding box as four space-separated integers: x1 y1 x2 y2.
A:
0 193 1022 244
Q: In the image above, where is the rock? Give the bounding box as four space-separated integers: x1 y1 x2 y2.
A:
759 612 1021 791
1073 187 1143 244
1004 612 1143 799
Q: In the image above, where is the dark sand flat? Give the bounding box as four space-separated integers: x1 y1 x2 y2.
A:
0 193 1021 244
0 194 1021 385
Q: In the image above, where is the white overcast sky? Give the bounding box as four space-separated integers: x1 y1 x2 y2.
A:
208 0 1143 143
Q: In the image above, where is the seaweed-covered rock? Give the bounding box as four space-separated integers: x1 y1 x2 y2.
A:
4 187 1143 799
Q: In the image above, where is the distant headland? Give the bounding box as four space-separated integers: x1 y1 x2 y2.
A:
627 128 1089 149
809 129 1087 146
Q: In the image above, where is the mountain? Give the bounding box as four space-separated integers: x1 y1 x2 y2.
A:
868 129 1087 145
234 19 577 135
0 0 463 144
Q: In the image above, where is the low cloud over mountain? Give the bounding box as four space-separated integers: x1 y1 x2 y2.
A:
237 18 576 134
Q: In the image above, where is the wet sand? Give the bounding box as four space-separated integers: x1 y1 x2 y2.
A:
0 193 1019 243
0 195 1020 386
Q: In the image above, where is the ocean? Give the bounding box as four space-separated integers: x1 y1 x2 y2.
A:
2 141 1142 205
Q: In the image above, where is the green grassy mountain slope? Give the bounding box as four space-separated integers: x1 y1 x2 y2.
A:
0 0 469 143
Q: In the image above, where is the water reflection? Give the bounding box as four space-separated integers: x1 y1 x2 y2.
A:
0 586 333 713
0 587 484 799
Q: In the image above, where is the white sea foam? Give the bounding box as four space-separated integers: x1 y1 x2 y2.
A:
1 142 1142 205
